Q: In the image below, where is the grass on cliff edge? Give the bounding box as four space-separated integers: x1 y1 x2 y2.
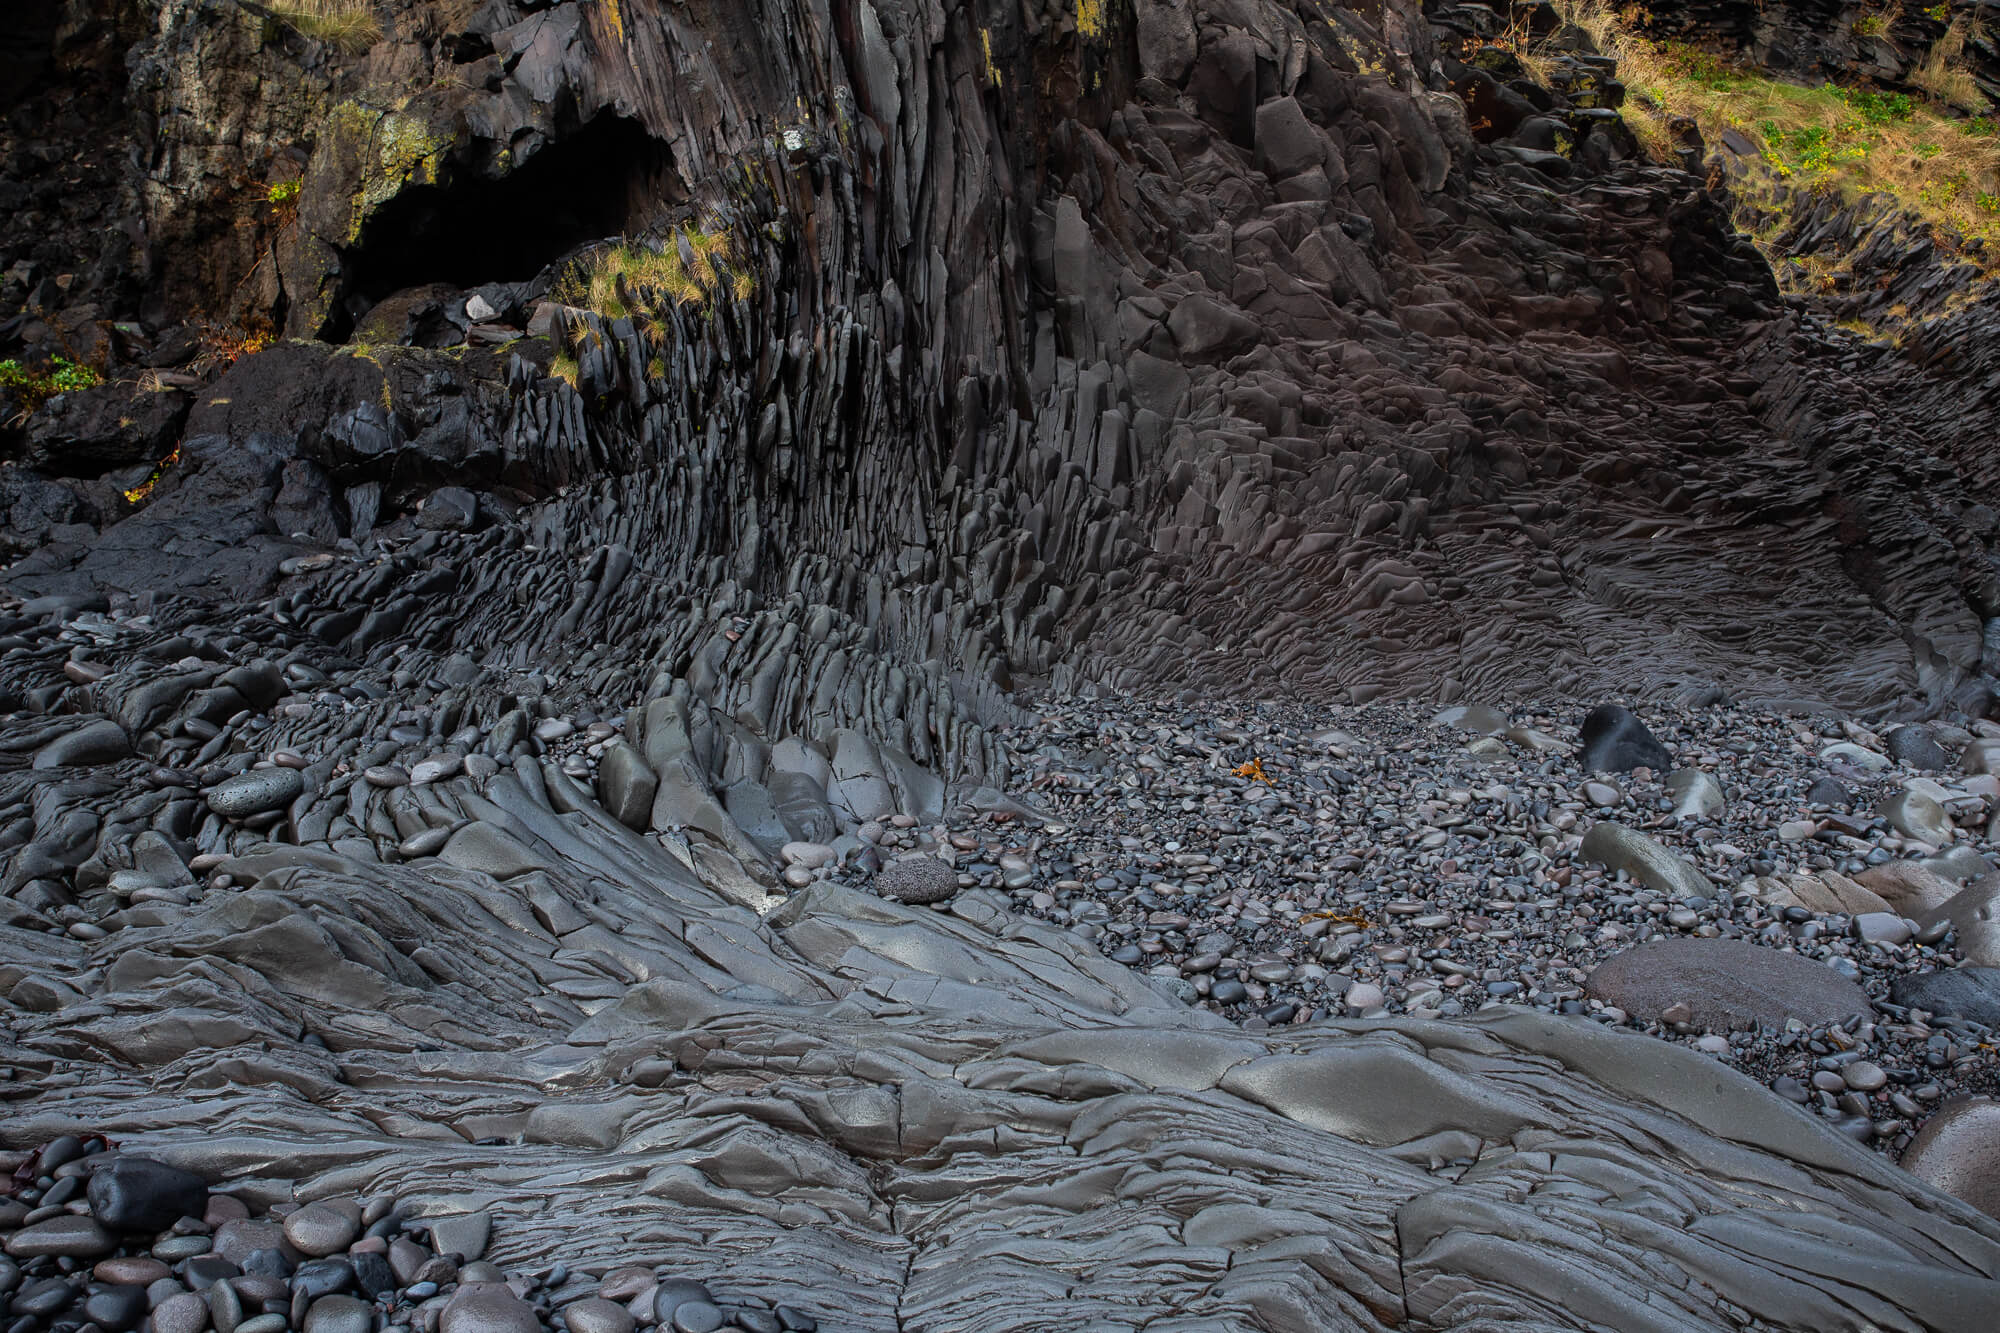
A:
1532 3 2000 248
268 0 382 54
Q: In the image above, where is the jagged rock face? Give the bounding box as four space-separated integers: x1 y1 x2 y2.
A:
3 0 1987 723
1642 0 2000 108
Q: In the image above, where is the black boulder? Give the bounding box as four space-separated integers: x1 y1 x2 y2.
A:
85 1156 208 1232
1578 704 1673 773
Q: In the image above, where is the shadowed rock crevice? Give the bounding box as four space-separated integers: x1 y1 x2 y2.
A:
328 114 681 341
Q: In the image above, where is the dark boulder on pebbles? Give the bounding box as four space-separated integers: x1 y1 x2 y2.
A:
1891 967 2000 1027
877 855 958 905
1586 938 1870 1029
1578 704 1673 773
1885 724 1952 771
86 1155 208 1231
206 768 306 819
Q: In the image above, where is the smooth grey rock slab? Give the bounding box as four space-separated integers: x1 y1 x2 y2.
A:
33 718 132 768
1433 703 1508 734
427 1211 490 1262
206 769 305 819
1579 821 1712 899
597 743 658 832
1586 937 1870 1028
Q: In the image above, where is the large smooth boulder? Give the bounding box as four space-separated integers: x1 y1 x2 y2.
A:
1901 1097 2000 1220
1892 966 2000 1025
86 1156 208 1232
1579 821 1711 899
1586 938 1871 1028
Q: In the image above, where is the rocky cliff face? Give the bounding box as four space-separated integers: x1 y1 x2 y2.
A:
5 0 2000 734
5 3 2000 1328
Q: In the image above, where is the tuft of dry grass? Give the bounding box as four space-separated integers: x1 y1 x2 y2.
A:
268 0 383 55
552 226 755 323
1913 16 1991 112
1515 0 2000 247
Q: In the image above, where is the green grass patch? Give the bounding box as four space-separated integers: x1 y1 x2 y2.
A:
0 357 101 416
1519 1 2000 248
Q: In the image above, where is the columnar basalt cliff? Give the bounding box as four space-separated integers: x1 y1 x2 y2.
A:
5 2 2000 1330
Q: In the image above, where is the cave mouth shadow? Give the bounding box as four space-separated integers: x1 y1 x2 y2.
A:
325 114 680 341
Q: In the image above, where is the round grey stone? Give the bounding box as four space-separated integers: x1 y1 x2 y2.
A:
560 1299 634 1333
670 1302 725 1333
304 1295 373 1333
283 1202 361 1258
156 1290 213 1333
877 855 957 905
206 768 305 819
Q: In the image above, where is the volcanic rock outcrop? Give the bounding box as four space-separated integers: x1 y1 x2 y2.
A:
5 0 2000 1328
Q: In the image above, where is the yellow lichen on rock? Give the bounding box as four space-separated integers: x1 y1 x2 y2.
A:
1077 0 1106 41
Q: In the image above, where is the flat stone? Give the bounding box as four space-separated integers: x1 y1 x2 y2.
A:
426 1212 490 1263
1853 912 1914 945
1853 861 1965 916
1664 768 1724 819
3 1214 116 1259
1433 703 1508 734
1877 789 1953 846
303 1294 373 1333
441 1284 541 1333
1579 822 1711 900
1822 742 1891 772
1901 1097 2000 1219
1585 938 1870 1030
206 768 305 819
561 1299 634 1333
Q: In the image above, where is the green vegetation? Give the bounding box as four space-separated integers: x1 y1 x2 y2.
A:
268 0 382 55
1853 14 1888 38
0 357 101 416
265 178 301 228
1523 1 1999 246
553 226 755 323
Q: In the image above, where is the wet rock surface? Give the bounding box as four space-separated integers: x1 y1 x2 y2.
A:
4 0 2000 1328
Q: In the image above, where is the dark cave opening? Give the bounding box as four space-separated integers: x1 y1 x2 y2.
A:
0 0 66 109
327 114 680 340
